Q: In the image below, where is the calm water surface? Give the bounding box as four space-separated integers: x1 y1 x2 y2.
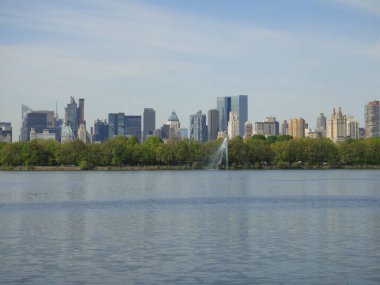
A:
0 170 379 284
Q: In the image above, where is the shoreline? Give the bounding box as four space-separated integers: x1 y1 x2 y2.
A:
1 165 380 171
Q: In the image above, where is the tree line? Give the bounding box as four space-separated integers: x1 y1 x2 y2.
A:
0 135 380 169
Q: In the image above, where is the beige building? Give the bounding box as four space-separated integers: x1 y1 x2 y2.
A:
228 111 239 139
327 107 348 143
289 118 305 138
243 121 253 139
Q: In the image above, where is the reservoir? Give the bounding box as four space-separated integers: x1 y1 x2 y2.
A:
0 170 379 284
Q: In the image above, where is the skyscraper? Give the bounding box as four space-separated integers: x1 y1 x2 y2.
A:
65 97 78 136
254 116 279 136
190 110 207 143
125 115 142 142
281 120 289 135
365 100 380 138
217 97 231 132
346 116 359 139
231 95 248 137
207 109 219 141
327 107 347 143
94 119 109 142
228 111 239 139
143 108 156 142
0 122 12 143
78 98 85 125
289 118 306 138
108 113 125 137
316 113 327 137
243 121 253 139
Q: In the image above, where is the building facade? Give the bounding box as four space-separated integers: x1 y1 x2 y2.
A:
327 107 347 143
217 97 231 132
143 108 155 143
125 115 142 142
108 113 126 138
94 119 109 142
289 118 306 138
254 116 279 137
231 95 248 137
0 122 12 142
365 100 380 138
316 113 327 137
228 111 239 139
190 110 207 143
243 121 253 139
207 109 219 141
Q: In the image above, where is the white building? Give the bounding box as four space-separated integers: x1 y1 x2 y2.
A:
228 111 239 139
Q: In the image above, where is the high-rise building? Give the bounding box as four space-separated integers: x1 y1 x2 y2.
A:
108 113 125 137
217 97 231 132
254 116 279 136
64 97 85 138
143 108 156 142
365 100 380 138
0 122 12 143
161 111 181 140
228 111 239 139
24 110 56 141
20 104 32 141
289 118 306 138
327 107 348 143
346 116 359 139
190 110 207 143
281 120 289 135
78 124 87 143
231 95 248 137
316 113 327 137
94 119 109 142
125 115 142 142
244 121 253 139
207 109 219 141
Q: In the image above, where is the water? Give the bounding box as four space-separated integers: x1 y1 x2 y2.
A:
0 170 379 284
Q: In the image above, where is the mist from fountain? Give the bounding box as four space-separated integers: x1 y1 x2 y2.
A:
208 137 228 170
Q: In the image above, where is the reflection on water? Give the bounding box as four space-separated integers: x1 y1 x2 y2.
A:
0 170 379 284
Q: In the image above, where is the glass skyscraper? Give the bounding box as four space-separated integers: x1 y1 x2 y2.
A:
231 95 248 137
217 97 231 132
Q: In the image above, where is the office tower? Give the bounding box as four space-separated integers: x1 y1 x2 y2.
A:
346 116 359 139
281 120 289 135
0 122 12 143
243 122 253 139
289 118 306 138
231 95 248 137
125 115 142 142
190 110 207 143
207 109 219 141
143 108 156 142
254 116 279 136
94 119 109 142
108 113 126 137
78 98 85 125
228 111 239 139
25 110 56 141
65 97 78 136
61 125 75 142
180 128 188 139
161 111 181 140
217 97 231 132
20 104 32 141
359 128 365 138
327 107 347 143
316 113 327 137
365 100 380 138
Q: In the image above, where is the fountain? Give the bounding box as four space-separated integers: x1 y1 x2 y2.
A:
209 137 228 170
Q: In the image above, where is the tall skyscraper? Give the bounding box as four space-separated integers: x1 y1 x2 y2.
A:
228 111 239 139
327 107 347 143
289 118 306 138
231 95 248 137
316 113 327 137
143 108 156 142
78 98 85 125
108 113 125 137
190 110 207 143
65 97 78 136
94 119 109 142
125 115 142 142
217 97 231 132
365 100 380 138
207 109 219 141
281 120 289 135
346 116 359 139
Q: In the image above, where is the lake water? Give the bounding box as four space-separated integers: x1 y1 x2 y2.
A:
0 170 379 284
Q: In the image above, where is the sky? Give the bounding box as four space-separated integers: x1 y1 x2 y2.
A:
1 0 379 140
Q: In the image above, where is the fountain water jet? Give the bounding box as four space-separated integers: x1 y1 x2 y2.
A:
209 137 228 170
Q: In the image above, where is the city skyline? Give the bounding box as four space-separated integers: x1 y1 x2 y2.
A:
1 0 380 139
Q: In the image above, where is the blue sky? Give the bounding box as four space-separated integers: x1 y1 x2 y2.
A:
1 0 379 139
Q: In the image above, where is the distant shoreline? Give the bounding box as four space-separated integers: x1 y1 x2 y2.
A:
1 165 380 171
